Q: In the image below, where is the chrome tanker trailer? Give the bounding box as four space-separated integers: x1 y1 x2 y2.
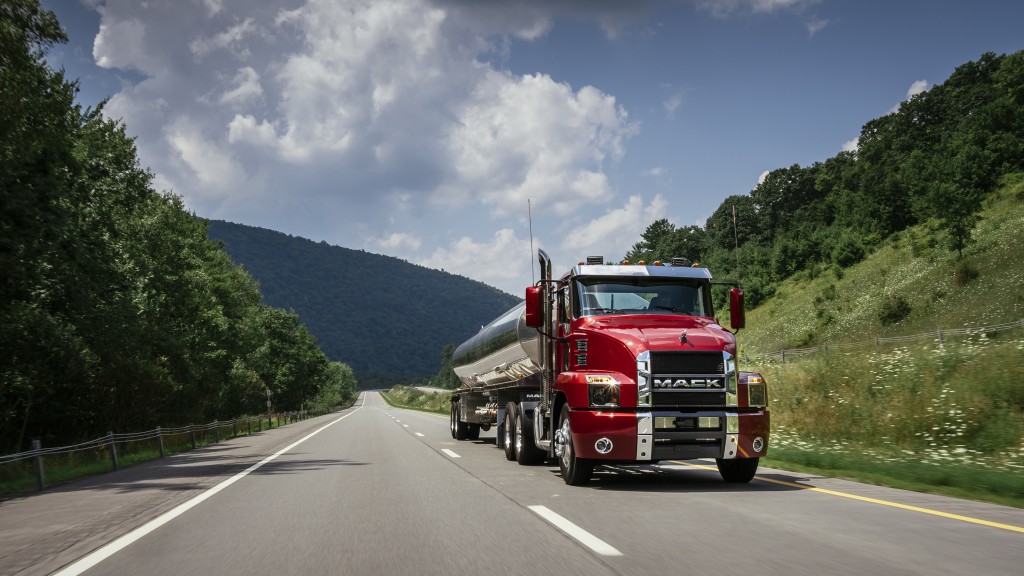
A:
450 250 770 485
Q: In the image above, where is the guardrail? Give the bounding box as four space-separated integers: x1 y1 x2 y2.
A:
0 410 325 493
745 318 1024 364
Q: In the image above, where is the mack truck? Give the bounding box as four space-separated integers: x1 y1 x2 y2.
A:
449 250 769 485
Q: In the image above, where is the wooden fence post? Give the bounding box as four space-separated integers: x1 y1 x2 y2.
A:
157 426 165 458
107 431 118 471
32 439 45 491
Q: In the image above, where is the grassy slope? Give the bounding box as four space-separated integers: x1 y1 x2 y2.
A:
743 173 1024 353
738 174 1024 507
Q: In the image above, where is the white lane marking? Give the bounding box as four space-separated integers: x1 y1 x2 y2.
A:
528 505 623 557
53 404 364 576
441 449 461 458
415 433 425 437
403 424 409 428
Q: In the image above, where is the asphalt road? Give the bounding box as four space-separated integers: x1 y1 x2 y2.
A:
2 391 1022 576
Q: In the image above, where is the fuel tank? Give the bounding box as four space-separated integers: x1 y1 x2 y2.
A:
452 302 542 387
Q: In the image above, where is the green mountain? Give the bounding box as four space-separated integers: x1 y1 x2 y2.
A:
205 220 521 387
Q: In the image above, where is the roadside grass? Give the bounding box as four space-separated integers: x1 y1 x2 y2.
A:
380 386 450 415
762 450 1024 509
731 175 1024 508
751 324 1023 508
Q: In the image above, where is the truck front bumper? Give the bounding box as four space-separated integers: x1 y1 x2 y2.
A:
569 409 769 462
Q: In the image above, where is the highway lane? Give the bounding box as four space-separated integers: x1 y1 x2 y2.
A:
15 391 1023 576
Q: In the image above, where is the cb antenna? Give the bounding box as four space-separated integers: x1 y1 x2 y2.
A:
529 199 535 285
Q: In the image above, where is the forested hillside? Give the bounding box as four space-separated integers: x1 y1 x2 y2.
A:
626 50 1024 313
206 220 521 387
0 3 355 454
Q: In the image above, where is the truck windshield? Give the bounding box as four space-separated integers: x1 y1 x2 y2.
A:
574 278 709 318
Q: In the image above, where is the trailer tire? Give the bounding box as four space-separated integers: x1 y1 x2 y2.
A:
515 409 546 465
556 404 593 485
452 401 469 440
716 457 759 483
467 424 481 440
503 403 517 461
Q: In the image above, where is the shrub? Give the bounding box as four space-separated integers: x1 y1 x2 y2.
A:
879 295 912 325
953 261 980 286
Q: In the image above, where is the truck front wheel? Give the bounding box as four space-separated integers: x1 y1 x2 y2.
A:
716 457 759 483
556 405 593 485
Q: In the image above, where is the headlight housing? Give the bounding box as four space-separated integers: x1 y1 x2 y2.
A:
587 374 620 407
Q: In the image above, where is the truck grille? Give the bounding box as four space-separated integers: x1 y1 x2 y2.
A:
649 351 727 408
650 351 724 375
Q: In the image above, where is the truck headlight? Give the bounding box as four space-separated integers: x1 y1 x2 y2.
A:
587 375 620 407
747 376 767 408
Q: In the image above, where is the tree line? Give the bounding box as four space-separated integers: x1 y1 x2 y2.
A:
626 50 1024 308
0 1 356 454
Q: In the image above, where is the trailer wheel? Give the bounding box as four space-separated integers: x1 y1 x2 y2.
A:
515 409 546 465
716 457 759 483
452 401 469 440
556 404 593 485
467 424 481 440
502 403 517 461
449 402 457 439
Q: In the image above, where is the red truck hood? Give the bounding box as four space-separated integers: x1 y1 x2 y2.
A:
578 314 735 353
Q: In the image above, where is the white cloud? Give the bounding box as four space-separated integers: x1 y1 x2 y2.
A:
890 79 930 113
562 195 667 257
93 16 147 71
842 137 859 153
444 70 637 217
663 93 683 117
166 117 247 196
646 167 666 177
85 0 651 293
219 67 263 108
695 0 818 18
757 170 770 186
375 232 423 251
189 18 257 59
906 79 929 99
419 229 533 289
806 18 828 36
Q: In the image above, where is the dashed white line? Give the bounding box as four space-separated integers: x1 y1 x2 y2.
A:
415 433 425 437
402 424 409 428
528 505 623 557
441 449 461 458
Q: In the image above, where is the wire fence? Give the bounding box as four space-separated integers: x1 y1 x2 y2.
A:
0 409 332 494
744 318 1024 364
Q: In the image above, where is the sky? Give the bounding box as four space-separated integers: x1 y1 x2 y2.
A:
42 0 1024 296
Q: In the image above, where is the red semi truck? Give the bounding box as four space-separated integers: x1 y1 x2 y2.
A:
450 250 769 485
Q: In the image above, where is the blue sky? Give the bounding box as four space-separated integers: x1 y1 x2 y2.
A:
42 0 1024 295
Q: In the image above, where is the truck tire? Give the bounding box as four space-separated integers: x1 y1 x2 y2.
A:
496 419 506 451
515 408 546 465
556 404 593 485
716 457 759 483
452 401 469 440
503 403 518 461
467 423 481 440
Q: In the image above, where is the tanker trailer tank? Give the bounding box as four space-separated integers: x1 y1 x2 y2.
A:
452 302 542 388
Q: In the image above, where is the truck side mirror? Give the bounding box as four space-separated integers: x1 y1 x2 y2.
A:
729 287 746 331
525 286 542 328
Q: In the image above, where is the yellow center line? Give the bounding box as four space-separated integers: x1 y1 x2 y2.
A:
674 461 1024 534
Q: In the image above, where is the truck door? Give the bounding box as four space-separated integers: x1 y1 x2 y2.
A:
556 283 570 372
